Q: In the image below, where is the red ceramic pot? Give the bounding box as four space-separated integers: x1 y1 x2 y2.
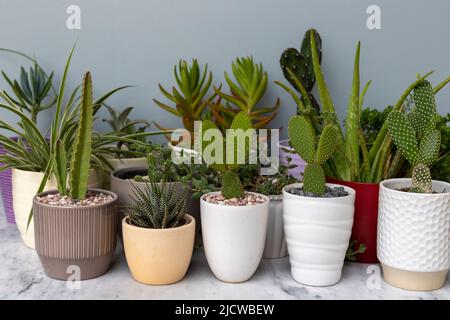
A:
326 178 379 263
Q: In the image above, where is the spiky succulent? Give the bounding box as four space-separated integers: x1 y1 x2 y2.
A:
211 56 279 130
129 181 188 229
288 115 338 195
154 59 215 134
387 80 441 193
279 28 322 112
201 111 253 199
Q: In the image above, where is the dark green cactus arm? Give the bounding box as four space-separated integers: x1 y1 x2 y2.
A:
418 129 441 166
300 28 322 90
303 163 326 195
386 110 419 165
316 124 338 164
221 170 244 199
288 115 316 163
69 72 93 200
280 48 314 92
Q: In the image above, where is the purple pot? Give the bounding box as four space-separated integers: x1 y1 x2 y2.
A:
0 137 17 224
278 139 306 179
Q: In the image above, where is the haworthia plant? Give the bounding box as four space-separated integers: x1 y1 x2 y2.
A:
201 111 253 199
288 115 338 195
387 80 441 193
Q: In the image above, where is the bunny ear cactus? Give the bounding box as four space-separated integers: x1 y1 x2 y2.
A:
288 115 338 195
201 111 253 199
387 80 441 193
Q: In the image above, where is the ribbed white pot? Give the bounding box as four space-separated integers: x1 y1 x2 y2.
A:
263 196 288 259
12 168 101 249
200 192 269 283
377 178 450 291
283 183 355 286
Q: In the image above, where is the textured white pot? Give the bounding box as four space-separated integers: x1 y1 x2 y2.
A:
283 183 355 286
200 192 269 283
12 168 101 249
377 178 450 291
263 196 288 259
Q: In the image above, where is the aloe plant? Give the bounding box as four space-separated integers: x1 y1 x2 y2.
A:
201 112 253 199
387 80 441 193
154 59 216 134
288 115 338 195
211 57 280 130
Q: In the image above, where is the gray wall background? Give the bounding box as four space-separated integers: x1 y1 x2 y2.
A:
0 0 449 140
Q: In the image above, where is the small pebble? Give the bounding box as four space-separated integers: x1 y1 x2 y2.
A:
36 191 114 207
203 192 266 206
287 186 349 198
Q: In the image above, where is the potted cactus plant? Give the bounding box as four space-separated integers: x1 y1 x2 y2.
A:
33 71 119 280
283 115 355 286
122 180 195 285
200 112 269 283
377 79 450 291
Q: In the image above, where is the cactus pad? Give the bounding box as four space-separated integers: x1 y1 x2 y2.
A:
412 80 437 135
387 111 419 165
288 115 316 163
303 163 326 195
418 129 441 166
411 164 432 193
221 170 245 199
315 124 338 164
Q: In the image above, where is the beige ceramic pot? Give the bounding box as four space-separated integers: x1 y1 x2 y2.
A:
33 189 119 280
122 215 195 285
12 168 101 249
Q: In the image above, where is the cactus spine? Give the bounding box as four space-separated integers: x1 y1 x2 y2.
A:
387 80 441 193
288 115 338 195
68 72 94 199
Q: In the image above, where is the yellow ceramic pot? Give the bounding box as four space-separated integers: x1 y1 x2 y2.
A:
122 215 195 285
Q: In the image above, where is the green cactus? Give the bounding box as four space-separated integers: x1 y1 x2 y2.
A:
68 72 94 199
201 111 253 199
387 80 441 193
279 28 322 112
288 115 338 195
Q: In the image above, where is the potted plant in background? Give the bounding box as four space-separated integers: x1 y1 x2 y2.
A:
283 115 355 286
200 112 269 283
33 71 119 280
243 164 296 259
275 28 322 178
0 49 56 224
122 180 195 285
377 79 450 291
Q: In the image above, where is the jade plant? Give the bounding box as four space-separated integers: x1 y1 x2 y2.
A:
277 28 322 112
153 59 216 134
288 115 338 196
129 180 188 229
387 80 441 193
201 111 253 199
211 56 280 130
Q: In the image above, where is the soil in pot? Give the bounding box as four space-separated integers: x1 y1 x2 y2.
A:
33 189 119 280
122 215 195 285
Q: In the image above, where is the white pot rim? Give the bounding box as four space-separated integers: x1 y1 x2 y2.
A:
201 191 270 208
282 182 356 200
380 178 450 197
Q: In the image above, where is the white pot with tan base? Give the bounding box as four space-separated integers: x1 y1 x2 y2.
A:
12 168 101 249
377 178 450 291
122 215 195 285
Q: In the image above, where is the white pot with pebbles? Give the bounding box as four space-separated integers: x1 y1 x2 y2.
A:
200 191 269 283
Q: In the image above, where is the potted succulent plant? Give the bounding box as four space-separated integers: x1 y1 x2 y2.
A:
243 164 296 259
122 180 195 285
377 79 450 291
0 50 56 224
33 71 119 280
283 115 355 286
0 47 130 248
200 112 269 283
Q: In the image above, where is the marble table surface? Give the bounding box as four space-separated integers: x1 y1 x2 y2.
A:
1 204 449 300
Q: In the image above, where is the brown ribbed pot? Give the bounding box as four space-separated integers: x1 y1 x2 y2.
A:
33 188 119 280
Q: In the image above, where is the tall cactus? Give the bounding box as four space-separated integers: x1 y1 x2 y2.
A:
387 80 441 193
68 72 94 199
288 115 338 195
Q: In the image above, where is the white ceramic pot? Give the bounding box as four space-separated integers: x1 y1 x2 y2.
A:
282 183 355 286
200 192 269 283
263 196 288 259
12 168 101 249
102 157 147 189
377 178 450 291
